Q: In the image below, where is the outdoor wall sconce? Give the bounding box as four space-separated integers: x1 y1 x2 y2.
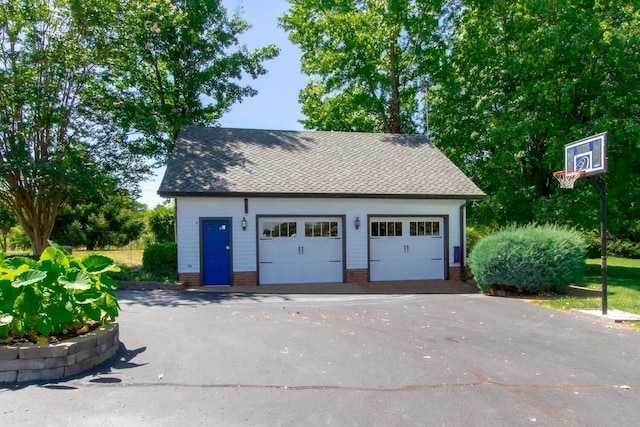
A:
355 217 361 230
241 217 247 231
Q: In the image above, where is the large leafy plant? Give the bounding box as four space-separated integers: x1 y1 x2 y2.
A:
0 243 120 342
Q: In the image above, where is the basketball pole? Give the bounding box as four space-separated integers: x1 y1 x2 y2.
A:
591 176 608 315
559 132 608 315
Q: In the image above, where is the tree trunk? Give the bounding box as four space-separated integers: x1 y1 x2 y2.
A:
10 190 63 257
387 38 403 134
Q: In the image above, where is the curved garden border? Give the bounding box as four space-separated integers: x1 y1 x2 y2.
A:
0 323 119 383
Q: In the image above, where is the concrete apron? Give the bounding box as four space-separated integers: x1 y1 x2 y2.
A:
189 279 479 295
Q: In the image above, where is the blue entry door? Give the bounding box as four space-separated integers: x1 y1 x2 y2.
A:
202 219 231 286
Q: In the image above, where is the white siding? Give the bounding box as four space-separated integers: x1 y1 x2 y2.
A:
175 197 466 275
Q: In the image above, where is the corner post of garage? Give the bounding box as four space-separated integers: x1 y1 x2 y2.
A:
459 201 468 281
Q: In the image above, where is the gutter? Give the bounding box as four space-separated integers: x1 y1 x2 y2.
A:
157 191 486 200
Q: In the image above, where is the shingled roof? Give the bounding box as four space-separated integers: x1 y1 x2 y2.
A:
158 127 485 199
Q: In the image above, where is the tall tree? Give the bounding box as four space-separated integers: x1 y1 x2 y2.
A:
0 0 134 256
1 0 278 255
431 0 640 235
280 0 445 133
109 0 280 162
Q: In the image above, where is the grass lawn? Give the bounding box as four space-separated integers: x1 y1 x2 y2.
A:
74 249 143 269
532 257 640 328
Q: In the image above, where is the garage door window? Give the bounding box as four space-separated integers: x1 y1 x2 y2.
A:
371 221 403 237
305 221 339 237
409 221 440 236
262 221 297 238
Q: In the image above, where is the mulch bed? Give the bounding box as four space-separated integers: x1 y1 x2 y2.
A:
0 322 102 347
488 284 601 299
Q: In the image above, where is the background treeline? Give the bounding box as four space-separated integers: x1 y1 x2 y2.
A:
0 0 277 256
0 200 174 253
282 0 640 255
2 1 638 260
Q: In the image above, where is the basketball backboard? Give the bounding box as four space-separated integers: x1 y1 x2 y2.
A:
564 132 608 176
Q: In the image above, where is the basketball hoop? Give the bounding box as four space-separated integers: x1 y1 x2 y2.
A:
553 170 586 189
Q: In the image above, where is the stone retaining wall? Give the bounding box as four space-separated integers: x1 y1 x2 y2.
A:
0 323 119 383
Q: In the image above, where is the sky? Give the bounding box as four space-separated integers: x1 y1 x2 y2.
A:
137 0 306 208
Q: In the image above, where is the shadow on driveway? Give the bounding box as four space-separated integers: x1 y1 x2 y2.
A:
116 279 479 307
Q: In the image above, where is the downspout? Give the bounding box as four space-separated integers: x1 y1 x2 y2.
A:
174 199 178 243
459 201 468 281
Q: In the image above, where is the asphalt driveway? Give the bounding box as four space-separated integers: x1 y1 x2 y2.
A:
1 290 639 426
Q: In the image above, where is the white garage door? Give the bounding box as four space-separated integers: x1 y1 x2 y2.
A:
369 217 445 281
258 217 343 285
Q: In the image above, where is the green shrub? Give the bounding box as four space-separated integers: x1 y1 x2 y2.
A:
468 224 586 295
608 238 640 259
109 266 175 283
0 242 120 341
576 230 640 259
467 226 494 254
142 242 177 279
147 205 175 243
577 230 602 258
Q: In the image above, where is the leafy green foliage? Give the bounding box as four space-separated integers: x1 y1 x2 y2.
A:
108 0 280 161
0 205 17 252
576 230 602 259
147 204 175 243
1 0 278 257
51 192 145 250
282 0 640 256
466 225 494 254
608 239 640 259
469 224 586 295
142 242 177 279
0 243 120 341
432 1 640 240
280 0 445 133
0 0 148 256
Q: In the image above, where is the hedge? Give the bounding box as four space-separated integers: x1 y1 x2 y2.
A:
468 224 586 295
142 242 177 278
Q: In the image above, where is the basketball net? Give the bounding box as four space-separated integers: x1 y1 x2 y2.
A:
553 170 586 189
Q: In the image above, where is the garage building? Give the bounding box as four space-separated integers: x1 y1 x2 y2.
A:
158 127 485 287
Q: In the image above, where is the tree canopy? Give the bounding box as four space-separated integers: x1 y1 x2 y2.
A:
0 0 132 255
107 0 279 162
431 0 640 237
51 191 146 250
280 0 446 133
0 0 278 255
283 0 640 241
